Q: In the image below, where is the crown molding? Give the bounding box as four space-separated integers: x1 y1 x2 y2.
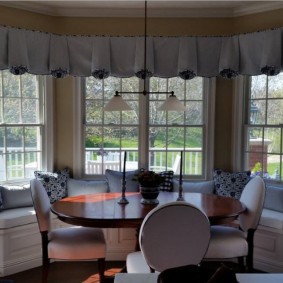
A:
0 1 283 18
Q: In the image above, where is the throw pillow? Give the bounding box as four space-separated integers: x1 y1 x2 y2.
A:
67 178 109 196
34 168 70 203
158 170 174 192
0 185 33 209
172 179 215 194
105 169 140 192
213 169 251 199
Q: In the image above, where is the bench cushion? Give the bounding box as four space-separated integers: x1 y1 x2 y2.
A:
0 206 36 229
259 208 283 231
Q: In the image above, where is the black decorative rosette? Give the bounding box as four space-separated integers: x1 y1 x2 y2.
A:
10 65 28 75
178 69 196 80
219 68 239 79
135 69 153 79
92 69 110 80
261 66 280 76
51 68 68 78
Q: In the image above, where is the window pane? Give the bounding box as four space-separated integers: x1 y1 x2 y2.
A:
250 75 267 99
4 98 20 123
268 73 283 98
267 99 283 124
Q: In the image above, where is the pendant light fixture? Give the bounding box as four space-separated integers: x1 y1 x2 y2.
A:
104 1 186 112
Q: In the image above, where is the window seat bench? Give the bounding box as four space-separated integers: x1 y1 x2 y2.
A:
1 178 283 276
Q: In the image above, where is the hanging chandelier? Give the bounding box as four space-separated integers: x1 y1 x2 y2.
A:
104 1 186 112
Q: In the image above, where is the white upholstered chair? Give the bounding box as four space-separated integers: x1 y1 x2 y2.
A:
126 201 211 273
30 179 107 283
203 175 266 271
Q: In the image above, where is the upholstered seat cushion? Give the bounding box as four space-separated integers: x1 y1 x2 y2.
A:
126 251 152 273
204 226 248 259
48 226 106 259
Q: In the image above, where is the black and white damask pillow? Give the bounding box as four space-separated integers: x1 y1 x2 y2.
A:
213 169 251 199
34 168 70 203
159 170 174 192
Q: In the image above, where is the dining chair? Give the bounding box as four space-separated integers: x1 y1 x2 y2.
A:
203 175 266 272
157 262 238 283
126 201 211 273
30 179 107 283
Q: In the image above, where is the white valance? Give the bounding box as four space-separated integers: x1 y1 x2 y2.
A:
0 26 282 79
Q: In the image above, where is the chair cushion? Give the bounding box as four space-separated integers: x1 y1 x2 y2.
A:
105 169 140 192
34 168 70 203
213 169 251 199
48 226 106 259
204 226 248 259
126 251 151 273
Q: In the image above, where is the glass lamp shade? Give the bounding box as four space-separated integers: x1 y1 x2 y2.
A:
104 94 132 111
158 94 186 111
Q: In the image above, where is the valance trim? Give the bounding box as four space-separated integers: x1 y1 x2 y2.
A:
0 25 282 79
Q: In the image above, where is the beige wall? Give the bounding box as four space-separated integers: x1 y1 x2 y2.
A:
1 5 283 172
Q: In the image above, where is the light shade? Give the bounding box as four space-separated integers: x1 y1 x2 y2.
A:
104 93 132 111
158 94 186 111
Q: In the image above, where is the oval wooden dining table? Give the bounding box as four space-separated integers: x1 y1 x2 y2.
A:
51 191 246 228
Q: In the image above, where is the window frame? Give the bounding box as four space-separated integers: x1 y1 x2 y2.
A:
0 75 53 185
233 75 283 184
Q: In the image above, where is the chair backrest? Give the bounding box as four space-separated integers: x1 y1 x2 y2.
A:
139 201 210 272
239 176 266 232
30 179 51 233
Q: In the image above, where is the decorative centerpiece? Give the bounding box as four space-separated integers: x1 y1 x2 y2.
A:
134 170 164 204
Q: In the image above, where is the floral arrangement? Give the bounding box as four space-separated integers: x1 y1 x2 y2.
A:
134 170 165 187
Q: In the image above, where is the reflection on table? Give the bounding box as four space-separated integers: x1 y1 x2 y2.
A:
51 192 246 228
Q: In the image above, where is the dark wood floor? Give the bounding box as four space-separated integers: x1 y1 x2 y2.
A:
0 260 264 283
0 261 126 283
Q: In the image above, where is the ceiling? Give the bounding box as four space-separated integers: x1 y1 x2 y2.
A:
0 1 283 18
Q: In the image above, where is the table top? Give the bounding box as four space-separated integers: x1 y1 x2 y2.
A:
114 273 283 283
51 191 245 228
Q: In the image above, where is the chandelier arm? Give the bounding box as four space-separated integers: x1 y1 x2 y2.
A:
116 91 175 95
143 0 147 92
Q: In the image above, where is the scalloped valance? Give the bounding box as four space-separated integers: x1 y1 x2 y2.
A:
0 25 281 79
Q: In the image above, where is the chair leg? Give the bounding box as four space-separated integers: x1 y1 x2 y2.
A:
238 256 245 272
98 258 106 283
246 229 255 272
41 232 49 283
42 258 50 283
